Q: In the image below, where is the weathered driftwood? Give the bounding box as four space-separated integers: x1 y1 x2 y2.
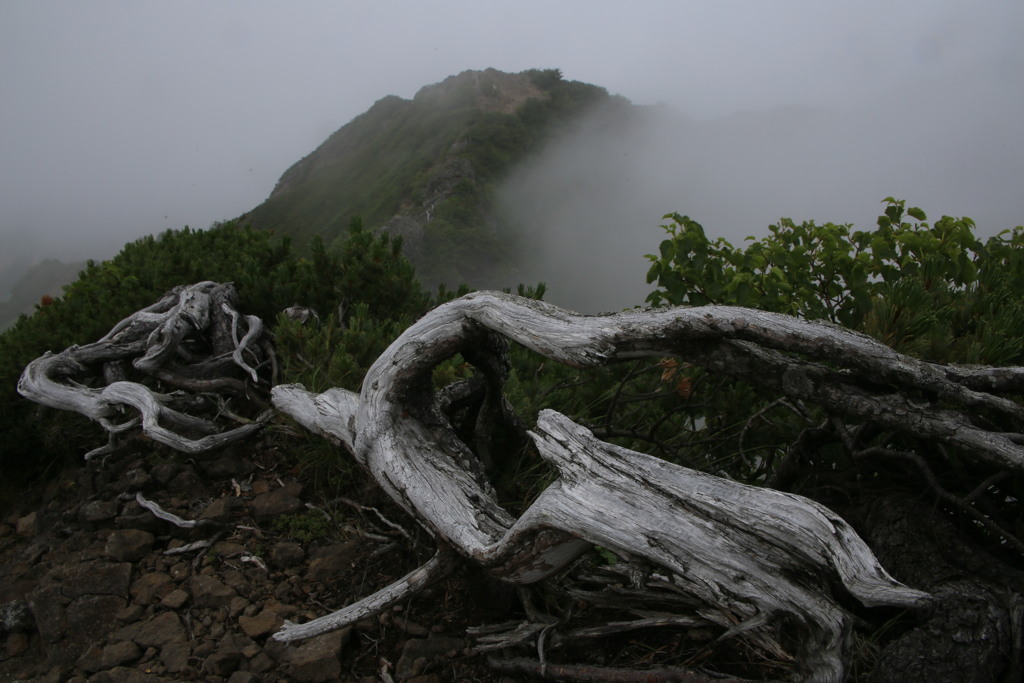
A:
270 291 963 681
18 282 273 458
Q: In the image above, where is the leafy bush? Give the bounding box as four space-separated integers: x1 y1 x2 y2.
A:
645 197 1024 364
0 218 430 503
640 198 1024 483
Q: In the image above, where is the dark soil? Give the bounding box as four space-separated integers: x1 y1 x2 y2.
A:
0 438 775 683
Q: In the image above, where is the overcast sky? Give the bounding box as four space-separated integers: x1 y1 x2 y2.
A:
2 1 1023 306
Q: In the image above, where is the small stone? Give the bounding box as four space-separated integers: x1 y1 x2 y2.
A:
57 594 127 668
248 651 275 674
115 611 186 647
262 598 298 617
228 672 259 683
115 603 146 623
62 560 133 598
238 609 284 638
167 467 208 496
306 542 358 583
106 529 155 562
200 497 245 522
76 644 105 673
269 542 305 569
229 595 249 617
160 641 191 673
248 488 304 522
189 574 237 608
150 463 181 486
101 640 142 668
122 467 153 491
0 599 35 633
204 649 242 676
91 665 151 683
28 586 66 644
284 628 350 682
15 512 38 536
159 589 189 609
130 572 173 604
200 454 256 480
6 631 30 656
80 500 120 523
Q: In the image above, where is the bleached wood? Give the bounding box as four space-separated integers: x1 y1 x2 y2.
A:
271 291 967 680
136 492 214 528
18 281 273 456
272 549 459 642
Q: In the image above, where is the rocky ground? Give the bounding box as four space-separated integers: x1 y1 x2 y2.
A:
0 439 525 683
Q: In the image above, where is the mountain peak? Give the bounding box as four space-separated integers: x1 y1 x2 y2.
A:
242 67 615 288
413 68 548 114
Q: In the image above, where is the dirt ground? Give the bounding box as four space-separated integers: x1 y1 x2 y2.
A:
0 438 778 682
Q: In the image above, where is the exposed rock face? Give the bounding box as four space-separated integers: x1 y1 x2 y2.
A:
0 445 488 682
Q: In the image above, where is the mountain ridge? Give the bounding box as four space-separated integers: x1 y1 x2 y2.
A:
240 68 619 289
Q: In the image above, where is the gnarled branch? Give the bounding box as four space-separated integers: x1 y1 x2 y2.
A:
18 281 274 456
271 292 980 681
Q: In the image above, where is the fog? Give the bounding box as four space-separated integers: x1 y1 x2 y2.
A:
498 76 1024 312
2 1 1022 308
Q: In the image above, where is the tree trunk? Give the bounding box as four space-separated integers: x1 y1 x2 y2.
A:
271 291 998 681
18 282 274 457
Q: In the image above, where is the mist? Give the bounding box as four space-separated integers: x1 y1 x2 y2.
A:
2 1 1023 308
497 77 1024 313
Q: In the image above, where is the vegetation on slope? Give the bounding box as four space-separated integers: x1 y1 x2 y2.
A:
0 219 427 498
241 68 621 289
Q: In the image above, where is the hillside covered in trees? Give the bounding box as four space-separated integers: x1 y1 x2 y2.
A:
240 68 624 288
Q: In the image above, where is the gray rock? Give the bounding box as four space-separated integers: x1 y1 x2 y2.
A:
62 561 132 599
87 666 152 683
167 467 208 496
159 588 189 609
306 542 358 583
28 586 67 643
52 594 125 668
283 628 351 682
200 454 256 480
238 609 283 638
199 496 245 522
129 572 173 605
105 529 155 562
75 644 104 673
204 648 242 676
15 512 38 536
150 463 181 486
159 641 191 673
269 542 305 569
115 611 186 647
0 599 34 633
227 672 260 683
101 640 143 668
5 631 30 657
121 468 153 491
248 487 304 522
79 500 120 523
189 574 237 608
